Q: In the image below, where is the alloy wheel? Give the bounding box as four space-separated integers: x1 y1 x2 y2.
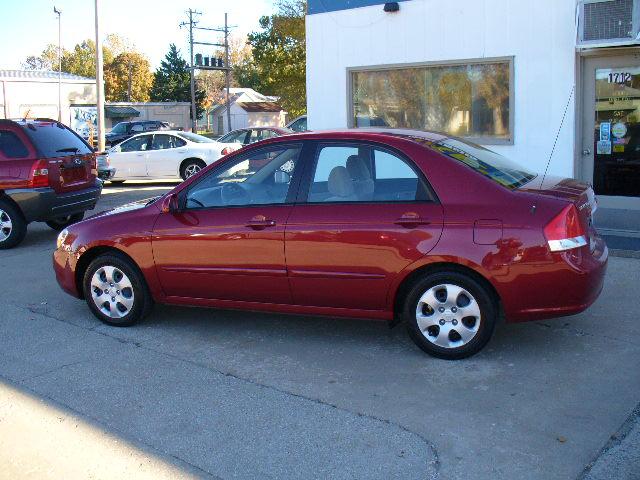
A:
90 266 135 318
415 283 481 349
184 163 202 177
0 209 13 242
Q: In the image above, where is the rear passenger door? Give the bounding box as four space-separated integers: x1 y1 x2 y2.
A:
285 142 444 311
147 134 187 178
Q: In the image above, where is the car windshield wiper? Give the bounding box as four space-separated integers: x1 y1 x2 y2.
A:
56 147 80 153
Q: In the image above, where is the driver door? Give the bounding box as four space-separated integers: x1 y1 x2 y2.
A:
152 142 305 304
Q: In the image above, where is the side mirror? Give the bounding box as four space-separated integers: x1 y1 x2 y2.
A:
161 193 179 213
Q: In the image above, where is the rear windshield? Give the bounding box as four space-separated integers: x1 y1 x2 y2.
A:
422 137 536 189
177 131 215 143
21 122 92 158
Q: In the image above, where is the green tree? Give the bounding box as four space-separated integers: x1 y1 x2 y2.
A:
151 44 205 118
22 44 60 70
105 52 154 102
234 0 307 117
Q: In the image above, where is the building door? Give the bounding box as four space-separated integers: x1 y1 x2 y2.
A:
582 53 640 209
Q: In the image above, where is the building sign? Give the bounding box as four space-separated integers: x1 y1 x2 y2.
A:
612 122 627 139
70 106 97 140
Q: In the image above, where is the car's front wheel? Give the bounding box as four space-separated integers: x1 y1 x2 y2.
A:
0 199 27 249
82 253 153 326
45 212 84 231
404 271 497 360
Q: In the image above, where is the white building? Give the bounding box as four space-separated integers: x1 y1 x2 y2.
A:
203 88 287 135
306 0 640 224
0 70 96 122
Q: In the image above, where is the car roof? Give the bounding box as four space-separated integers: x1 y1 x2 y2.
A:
258 127 450 144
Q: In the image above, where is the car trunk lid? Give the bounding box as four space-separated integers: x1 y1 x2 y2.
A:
20 120 96 193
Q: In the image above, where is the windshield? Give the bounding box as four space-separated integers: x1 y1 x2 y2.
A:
177 131 215 143
422 137 537 189
110 123 127 134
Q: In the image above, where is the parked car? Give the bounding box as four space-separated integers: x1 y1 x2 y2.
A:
211 127 293 158
103 131 231 183
285 115 307 132
105 120 172 147
53 129 607 359
0 118 101 249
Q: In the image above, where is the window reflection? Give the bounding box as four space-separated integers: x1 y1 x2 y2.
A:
352 61 511 141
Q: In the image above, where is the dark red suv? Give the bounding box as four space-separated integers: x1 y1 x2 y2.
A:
0 119 101 248
53 129 607 359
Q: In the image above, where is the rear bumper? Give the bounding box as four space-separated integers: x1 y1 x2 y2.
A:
5 179 102 223
504 236 608 323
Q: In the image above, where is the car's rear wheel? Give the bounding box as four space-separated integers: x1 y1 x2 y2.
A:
180 159 206 180
82 253 153 327
0 199 27 249
45 212 84 231
404 271 497 360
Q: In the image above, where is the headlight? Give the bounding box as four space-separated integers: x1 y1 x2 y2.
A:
56 228 69 249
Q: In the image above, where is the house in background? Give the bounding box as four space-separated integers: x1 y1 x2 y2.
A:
202 88 287 134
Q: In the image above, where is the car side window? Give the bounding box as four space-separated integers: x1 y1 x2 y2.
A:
0 130 29 159
219 130 248 144
120 135 150 152
247 129 273 144
185 144 302 209
152 134 185 150
130 124 144 133
307 144 428 203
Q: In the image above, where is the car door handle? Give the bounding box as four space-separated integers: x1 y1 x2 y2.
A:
394 213 430 228
246 216 276 230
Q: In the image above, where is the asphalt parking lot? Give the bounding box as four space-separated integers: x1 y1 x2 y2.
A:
1 182 639 480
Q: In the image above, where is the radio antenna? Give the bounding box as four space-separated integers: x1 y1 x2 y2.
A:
540 85 575 189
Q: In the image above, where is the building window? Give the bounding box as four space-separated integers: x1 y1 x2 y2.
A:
350 58 513 144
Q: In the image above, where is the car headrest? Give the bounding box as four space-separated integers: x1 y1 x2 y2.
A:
327 166 355 197
346 155 372 181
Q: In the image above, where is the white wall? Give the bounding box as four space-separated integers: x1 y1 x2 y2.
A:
306 0 578 177
1 80 96 126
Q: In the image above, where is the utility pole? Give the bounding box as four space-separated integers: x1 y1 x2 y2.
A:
127 60 132 102
181 8 201 133
54 6 62 123
182 10 235 134
224 13 231 134
94 0 105 151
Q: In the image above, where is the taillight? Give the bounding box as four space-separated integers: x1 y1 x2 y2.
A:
221 147 234 156
544 204 587 252
30 159 50 188
90 155 98 176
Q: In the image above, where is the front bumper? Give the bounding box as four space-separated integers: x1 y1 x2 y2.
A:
53 247 80 297
6 179 102 223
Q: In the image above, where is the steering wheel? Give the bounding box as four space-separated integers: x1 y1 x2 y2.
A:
221 182 250 205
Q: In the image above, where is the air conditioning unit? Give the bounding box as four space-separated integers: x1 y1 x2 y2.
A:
578 0 640 45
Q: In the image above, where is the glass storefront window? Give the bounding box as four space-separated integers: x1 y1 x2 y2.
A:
594 66 640 197
351 60 512 143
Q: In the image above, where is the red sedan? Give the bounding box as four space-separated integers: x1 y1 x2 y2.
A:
53 129 607 359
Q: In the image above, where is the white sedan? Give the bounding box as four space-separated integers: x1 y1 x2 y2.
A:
102 131 225 183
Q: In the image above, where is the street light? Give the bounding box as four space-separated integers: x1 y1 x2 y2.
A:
54 6 62 122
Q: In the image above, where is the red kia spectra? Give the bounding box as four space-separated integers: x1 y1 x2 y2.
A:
53 129 607 359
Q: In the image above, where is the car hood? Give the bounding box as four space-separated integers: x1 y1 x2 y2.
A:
88 196 160 220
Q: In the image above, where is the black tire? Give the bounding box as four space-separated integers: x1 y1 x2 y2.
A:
0 198 27 249
180 159 206 180
109 180 126 185
403 271 497 360
45 212 84 231
82 253 153 327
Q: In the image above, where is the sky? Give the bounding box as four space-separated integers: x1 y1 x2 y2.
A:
0 0 275 70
